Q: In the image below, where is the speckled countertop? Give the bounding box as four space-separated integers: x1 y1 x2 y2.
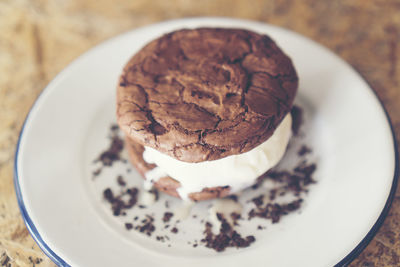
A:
1 1 399 266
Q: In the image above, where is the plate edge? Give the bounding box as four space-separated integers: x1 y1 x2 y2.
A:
333 74 399 267
13 85 71 267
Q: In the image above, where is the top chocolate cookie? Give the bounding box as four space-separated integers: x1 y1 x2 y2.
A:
117 28 298 163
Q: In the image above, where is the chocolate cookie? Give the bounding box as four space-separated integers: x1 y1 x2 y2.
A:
125 136 231 201
117 28 298 162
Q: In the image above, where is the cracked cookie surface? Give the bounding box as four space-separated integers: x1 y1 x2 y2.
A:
117 28 298 162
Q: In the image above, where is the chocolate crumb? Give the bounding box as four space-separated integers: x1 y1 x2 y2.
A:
201 215 255 252
249 199 303 223
269 189 278 201
171 227 179 234
298 145 311 156
156 236 165 242
294 162 317 185
247 159 316 224
193 244 198 248
260 161 316 196
125 223 133 230
251 183 260 190
227 195 238 202
111 124 119 132
134 216 138 221
92 125 125 178
252 195 264 207
97 128 124 166
149 188 159 201
291 106 303 135
135 215 156 236
92 168 101 177
246 236 256 243
231 212 241 226
117 175 126 186
103 188 114 202
163 212 174 223
103 187 138 216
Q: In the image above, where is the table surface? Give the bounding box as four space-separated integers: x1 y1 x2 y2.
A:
1 0 400 266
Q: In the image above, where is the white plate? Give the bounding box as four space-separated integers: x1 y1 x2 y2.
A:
14 17 398 267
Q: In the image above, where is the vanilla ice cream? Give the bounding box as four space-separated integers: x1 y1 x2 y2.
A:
143 114 292 200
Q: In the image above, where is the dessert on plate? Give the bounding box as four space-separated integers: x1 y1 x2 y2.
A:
117 28 298 201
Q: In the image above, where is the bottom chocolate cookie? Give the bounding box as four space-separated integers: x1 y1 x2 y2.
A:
125 137 231 201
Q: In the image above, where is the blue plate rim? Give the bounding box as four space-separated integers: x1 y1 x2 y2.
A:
14 84 70 267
